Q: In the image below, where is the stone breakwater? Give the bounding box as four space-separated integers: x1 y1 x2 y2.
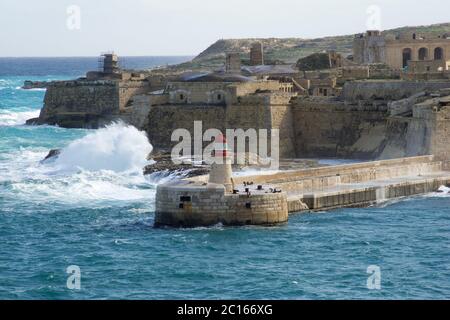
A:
230 155 450 213
157 155 450 228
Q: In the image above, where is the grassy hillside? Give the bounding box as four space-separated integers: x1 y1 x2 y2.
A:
167 22 450 72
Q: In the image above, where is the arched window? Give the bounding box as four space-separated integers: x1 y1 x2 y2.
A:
418 48 428 60
434 47 444 60
402 48 412 68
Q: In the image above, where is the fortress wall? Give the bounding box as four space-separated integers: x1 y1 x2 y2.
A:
146 105 227 151
168 82 230 104
431 106 450 161
225 104 269 129
269 105 296 158
291 101 388 158
226 103 296 158
233 81 280 97
223 103 280 158
118 80 150 110
146 103 266 152
342 81 450 102
380 104 450 161
145 102 297 158
39 81 121 128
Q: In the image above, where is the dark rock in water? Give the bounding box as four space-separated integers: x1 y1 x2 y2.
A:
144 152 210 178
436 189 444 193
42 149 61 162
25 117 41 126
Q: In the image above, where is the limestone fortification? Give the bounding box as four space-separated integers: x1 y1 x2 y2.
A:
24 27 450 226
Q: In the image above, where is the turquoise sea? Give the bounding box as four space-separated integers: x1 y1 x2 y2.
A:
0 57 449 300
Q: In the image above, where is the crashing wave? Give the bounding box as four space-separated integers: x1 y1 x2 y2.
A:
54 122 153 173
0 109 40 126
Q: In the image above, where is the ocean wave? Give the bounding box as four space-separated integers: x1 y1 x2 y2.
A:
0 147 157 205
54 122 153 173
0 109 40 126
0 123 168 206
15 86 47 92
426 185 450 197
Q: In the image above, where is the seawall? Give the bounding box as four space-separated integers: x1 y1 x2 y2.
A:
229 155 450 213
33 79 150 128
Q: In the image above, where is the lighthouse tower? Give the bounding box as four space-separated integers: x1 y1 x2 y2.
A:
209 134 233 193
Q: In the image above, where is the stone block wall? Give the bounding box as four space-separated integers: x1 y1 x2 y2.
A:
430 105 450 161
155 183 288 227
269 105 296 158
381 100 450 161
233 155 438 187
291 100 388 158
341 80 450 102
146 99 297 158
118 80 151 110
38 80 120 128
146 104 227 151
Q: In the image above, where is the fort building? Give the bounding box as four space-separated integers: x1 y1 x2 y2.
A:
354 30 450 70
25 31 450 227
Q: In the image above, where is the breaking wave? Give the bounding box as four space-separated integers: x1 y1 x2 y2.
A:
432 185 450 197
0 123 181 206
15 86 47 92
0 109 40 126
54 122 153 172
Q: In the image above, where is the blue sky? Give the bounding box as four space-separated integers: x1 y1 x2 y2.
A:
1 0 449 57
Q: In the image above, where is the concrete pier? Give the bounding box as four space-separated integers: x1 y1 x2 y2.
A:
155 155 450 227
231 155 450 213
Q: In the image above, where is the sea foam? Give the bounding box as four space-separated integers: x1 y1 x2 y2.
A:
0 109 40 126
55 122 153 172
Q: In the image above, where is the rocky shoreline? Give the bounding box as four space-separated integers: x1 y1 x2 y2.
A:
41 149 333 178
41 149 210 177
143 153 210 177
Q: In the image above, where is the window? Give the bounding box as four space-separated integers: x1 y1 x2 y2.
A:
179 94 184 100
180 196 191 202
402 48 412 68
434 47 444 60
418 48 428 61
217 94 222 100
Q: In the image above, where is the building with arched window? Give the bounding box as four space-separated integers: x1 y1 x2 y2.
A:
353 31 450 71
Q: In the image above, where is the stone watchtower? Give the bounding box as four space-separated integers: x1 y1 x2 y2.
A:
250 42 264 66
225 52 241 74
102 53 119 74
208 134 233 193
353 30 386 64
